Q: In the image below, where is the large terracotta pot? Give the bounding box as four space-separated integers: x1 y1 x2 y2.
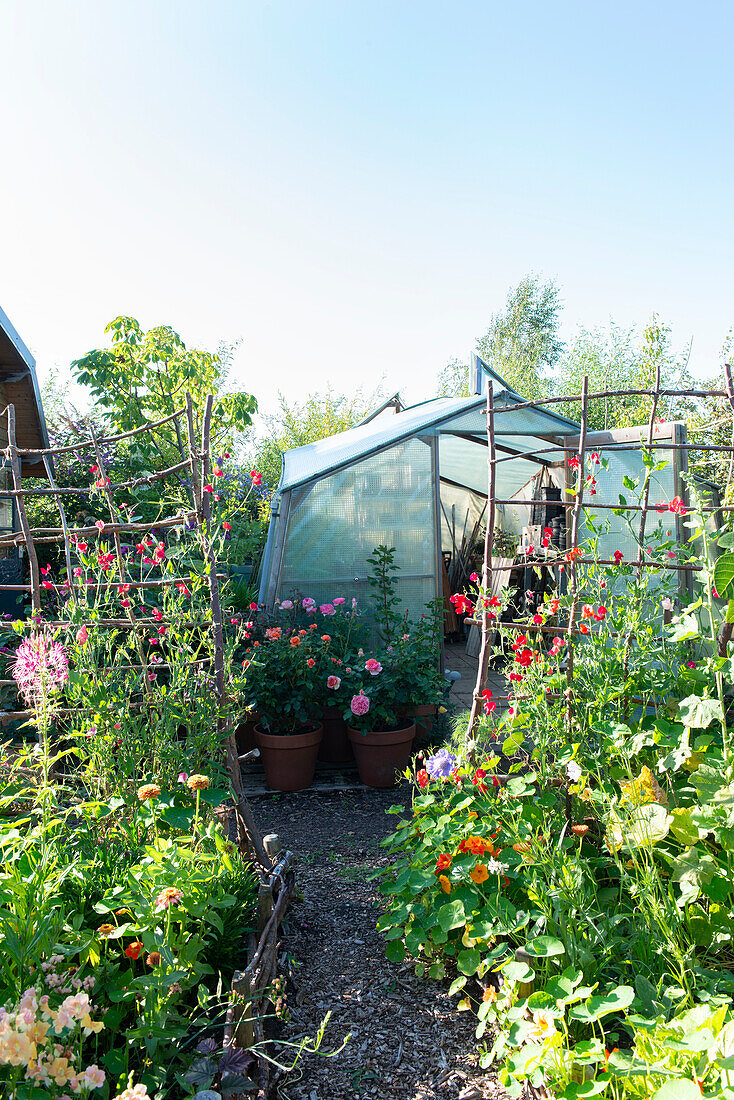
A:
254 723 323 792
347 723 416 789
318 707 354 763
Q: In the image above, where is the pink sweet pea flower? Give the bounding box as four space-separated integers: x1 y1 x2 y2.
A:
76 626 89 644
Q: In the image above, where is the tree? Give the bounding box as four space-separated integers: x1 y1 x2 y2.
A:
249 385 385 489
436 275 564 399
71 317 257 466
555 318 695 431
475 275 564 401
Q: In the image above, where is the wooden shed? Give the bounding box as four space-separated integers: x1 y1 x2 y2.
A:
0 307 50 609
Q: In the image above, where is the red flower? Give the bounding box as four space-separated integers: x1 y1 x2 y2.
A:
613 550 624 564
532 613 543 626
223 521 232 531
566 547 583 562
125 941 144 960
450 592 474 616
203 484 213 493
481 689 496 714
508 672 524 682
515 648 533 668
250 470 262 486
568 454 580 470
579 622 590 634
435 853 452 872
595 605 607 620
669 495 687 515
582 604 594 619
177 583 190 596
416 769 429 789
306 657 315 668
214 468 224 477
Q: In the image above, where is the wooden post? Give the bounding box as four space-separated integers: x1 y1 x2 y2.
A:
7 405 41 617
466 381 496 760
565 377 589 747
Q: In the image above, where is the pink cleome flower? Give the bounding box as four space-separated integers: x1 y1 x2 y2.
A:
350 692 370 716
327 675 341 690
12 632 69 707
365 658 383 676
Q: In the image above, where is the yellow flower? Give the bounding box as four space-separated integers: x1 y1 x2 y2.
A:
527 1008 557 1042
438 874 451 894
187 774 210 792
619 766 668 807
137 783 161 802
97 923 115 937
470 863 489 884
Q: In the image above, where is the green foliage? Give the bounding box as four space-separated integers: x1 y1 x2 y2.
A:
248 384 384 488
377 464 734 1099
71 316 257 462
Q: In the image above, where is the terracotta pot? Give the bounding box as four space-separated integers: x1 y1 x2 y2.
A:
235 713 259 755
347 723 416 788
254 723 323 792
318 707 354 763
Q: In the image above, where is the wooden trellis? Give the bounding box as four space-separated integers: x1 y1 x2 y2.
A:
0 396 291 1089
467 369 734 744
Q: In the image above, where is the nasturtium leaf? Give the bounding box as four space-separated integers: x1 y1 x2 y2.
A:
651 1080 702 1100
448 975 467 996
669 808 702 845
523 936 565 958
457 948 481 975
569 985 634 1023
678 695 720 729
385 940 405 963
437 899 467 932
502 960 535 982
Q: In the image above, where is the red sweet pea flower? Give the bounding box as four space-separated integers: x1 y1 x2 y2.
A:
568 454 580 470
250 470 262 486
203 484 213 493
223 521 232 531
450 592 474 616
595 605 607 620
481 689 496 714
669 496 687 515
416 769 429 789
613 550 624 564
579 622 590 634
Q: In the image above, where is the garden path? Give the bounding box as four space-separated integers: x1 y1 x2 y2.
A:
252 788 505 1100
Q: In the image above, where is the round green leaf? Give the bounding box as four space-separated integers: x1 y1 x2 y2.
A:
524 936 566 957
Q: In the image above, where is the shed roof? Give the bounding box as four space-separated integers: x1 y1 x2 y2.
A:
0 306 50 476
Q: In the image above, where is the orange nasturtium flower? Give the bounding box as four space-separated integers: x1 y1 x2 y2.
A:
482 986 497 1004
435 854 452 873
125 941 144 960
470 864 489 884
438 875 451 894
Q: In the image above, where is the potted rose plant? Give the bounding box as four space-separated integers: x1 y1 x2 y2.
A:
243 626 323 791
343 653 416 788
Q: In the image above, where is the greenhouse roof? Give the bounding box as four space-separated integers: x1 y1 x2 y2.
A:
279 388 580 492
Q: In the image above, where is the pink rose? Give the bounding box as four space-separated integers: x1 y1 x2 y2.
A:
320 603 336 616
365 658 383 675
280 600 293 610
350 692 370 716
333 597 346 605
327 675 341 690
302 597 316 610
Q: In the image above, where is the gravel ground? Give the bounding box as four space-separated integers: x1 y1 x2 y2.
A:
251 787 506 1100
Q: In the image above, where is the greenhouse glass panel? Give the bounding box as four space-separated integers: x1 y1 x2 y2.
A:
277 436 436 620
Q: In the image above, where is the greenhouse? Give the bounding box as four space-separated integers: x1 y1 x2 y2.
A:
258 358 687 616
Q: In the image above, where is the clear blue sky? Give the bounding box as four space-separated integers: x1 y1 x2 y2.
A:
1 1 732 417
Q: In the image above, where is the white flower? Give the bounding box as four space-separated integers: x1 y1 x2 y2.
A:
566 761 582 782
486 858 508 875
661 597 673 611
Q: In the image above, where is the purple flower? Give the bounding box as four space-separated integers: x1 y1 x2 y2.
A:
425 749 457 780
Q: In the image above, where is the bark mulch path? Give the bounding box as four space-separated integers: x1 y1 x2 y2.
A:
251 786 505 1100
